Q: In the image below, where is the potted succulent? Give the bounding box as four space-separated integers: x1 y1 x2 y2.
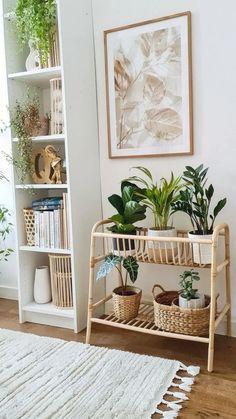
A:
178 269 205 309
127 167 182 259
108 181 146 251
96 254 141 320
171 164 227 264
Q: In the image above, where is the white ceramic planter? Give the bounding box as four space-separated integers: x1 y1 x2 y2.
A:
34 266 52 304
188 232 212 264
147 227 177 261
179 293 205 309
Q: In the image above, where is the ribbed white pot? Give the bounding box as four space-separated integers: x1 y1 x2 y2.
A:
188 232 212 264
34 266 52 304
179 293 205 309
147 227 177 261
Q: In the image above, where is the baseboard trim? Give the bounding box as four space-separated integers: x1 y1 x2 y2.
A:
0 285 18 300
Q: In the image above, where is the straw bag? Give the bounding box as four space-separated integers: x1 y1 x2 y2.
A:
152 284 215 336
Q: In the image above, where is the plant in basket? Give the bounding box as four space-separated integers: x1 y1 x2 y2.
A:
96 254 141 320
107 181 146 251
126 166 183 260
178 269 205 309
171 164 227 264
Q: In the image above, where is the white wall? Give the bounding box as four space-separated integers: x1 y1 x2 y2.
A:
0 0 17 299
92 0 236 330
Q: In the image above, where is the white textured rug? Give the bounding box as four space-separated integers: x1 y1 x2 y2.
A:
0 329 199 419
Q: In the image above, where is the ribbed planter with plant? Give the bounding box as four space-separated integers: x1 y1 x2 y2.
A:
96 253 141 320
171 164 227 264
178 269 205 309
107 181 146 251
127 167 183 260
15 0 57 68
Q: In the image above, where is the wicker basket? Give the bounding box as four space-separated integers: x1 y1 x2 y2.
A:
49 254 73 308
112 286 142 321
153 284 214 336
23 208 35 246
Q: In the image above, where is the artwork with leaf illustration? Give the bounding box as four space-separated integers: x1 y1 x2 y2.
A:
104 12 192 157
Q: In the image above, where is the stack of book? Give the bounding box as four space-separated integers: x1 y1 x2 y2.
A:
32 193 70 249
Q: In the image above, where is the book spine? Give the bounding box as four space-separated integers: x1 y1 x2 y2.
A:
39 212 44 248
49 211 55 248
34 211 40 247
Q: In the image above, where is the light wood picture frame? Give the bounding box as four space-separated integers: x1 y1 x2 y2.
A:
104 12 193 158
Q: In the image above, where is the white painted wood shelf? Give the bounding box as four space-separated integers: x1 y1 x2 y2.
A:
8 66 61 87
22 302 74 318
13 134 65 143
15 184 68 190
20 245 71 254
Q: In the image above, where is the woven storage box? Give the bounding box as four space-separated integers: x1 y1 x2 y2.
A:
153 284 213 336
23 208 35 246
112 286 142 321
49 254 73 308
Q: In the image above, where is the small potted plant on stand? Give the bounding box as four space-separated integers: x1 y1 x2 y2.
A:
171 164 227 264
108 181 146 252
96 254 141 321
127 167 183 260
179 269 205 309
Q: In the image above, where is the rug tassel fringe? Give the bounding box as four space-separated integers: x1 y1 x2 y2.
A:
179 363 200 376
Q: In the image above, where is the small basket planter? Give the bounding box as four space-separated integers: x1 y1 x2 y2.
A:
152 284 215 336
23 208 35 246
112 286 142 321
49 254 73 308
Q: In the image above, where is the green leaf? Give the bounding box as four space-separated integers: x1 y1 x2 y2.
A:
123 255 139 283
96 254 122 281
108 194 124 215
133 166 153 181
213 198 227 219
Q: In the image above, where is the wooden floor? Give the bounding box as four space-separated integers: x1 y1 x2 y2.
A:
0 299 236 419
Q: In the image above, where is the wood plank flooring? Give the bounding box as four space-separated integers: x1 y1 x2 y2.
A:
0 299 236 418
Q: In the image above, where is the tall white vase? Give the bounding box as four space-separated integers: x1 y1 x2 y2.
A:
34 266 52 304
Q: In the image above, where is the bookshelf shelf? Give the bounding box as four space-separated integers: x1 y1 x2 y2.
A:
13 134 65 143
19 246 71 254
15 184 68 190
22 302 74 318
8 66 62 88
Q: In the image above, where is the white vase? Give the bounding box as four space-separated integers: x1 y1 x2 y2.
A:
188 232 212 264
34 266 52 304
147 227 177 261
179 293 205 309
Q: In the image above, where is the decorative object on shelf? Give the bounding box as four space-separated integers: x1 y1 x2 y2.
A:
179 269 205 309
25 40 40 71
23 208 35 246
127 166 182 260
34 265 52 303
32 145 63 184
96 253 141 320
15 0 59 68
49 254 73 308
104 12 192 158
152 284 215 336
0 206 13 262
107 181 146 251
172 164 227 264
50 78 64 134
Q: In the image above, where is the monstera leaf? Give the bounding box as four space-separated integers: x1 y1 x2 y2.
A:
123 255 139 283
96 254 122 281
144 108 182 140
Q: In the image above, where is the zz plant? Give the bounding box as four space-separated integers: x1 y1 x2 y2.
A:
96 254 139 295
172 164 227 235
15 0 57 67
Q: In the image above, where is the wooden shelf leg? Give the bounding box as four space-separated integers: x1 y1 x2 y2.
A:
225 226 231 336
207 241 217 373
86 239 96 344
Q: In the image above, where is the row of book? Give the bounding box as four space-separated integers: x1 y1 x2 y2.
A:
32 193 70 249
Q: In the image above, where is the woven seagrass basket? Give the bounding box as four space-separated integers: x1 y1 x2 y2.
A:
23 208 35 246
112 286 142 321
152 284 214 336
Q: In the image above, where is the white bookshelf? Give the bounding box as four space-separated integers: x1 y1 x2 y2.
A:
2 0 104 332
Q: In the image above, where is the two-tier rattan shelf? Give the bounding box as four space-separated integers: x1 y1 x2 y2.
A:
86 220 231 372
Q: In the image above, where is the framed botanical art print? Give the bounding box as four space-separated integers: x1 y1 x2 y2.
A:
104 12 193 158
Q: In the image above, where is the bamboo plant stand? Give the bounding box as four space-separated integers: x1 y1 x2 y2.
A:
86 220 231 372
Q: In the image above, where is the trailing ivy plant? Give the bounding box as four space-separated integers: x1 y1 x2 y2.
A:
15 0 57 66
0 207 13 262
9 93 40 184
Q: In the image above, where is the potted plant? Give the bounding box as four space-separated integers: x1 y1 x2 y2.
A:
15 0 57 68
8 93 49 184
127 167 182 259
96 254 141 320
171 164 227 264
178 269 205 309
108 181 146 251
